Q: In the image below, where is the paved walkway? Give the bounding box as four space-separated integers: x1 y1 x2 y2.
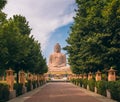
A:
8 82 117 102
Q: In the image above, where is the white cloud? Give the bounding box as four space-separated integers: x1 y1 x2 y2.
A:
3 0 75 50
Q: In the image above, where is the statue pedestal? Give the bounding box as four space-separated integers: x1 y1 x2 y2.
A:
48 66 72 80
9 90 16 99
22 86 27 94
106 89 111 98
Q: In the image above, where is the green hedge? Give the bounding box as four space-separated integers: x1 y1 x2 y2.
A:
70 78 75 84
0 83 9 102
14 83 23 96
82 79 88 89
95 81 107 96
71 78 120 102
79 79 83 87
25 80 32 92
107 81 120 101
88 79 95 92
32 81 37 89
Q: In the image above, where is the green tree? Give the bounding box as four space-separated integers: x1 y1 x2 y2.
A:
0 0 7 10
64 0 120 75
10 15 32 35
0 1 48 80
0 19 48 82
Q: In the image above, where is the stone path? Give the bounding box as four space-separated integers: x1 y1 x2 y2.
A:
8 82 117 102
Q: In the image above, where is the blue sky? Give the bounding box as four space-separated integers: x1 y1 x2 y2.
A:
3 0 76 62
44 23 73 62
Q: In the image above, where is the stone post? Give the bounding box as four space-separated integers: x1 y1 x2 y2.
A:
19 70 25 86
27 72 33 90
106 89 111 99
95 70 102 81
94 86 97 93
0 76 4 81
37 74 40 86
79 74 82 79
88 72 92 80
6 68 16 99
108 67 116 81
83 73 87 79
107 67 116 98
19 70 26 93
33 73 37 88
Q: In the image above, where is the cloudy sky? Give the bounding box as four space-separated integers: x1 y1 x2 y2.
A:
3 0 76 62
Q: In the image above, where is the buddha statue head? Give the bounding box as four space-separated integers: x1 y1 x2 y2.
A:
54 43 61 53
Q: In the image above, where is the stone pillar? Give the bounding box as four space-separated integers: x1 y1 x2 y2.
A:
37 74 40 86
0 76 4 81
6 68 16 99
19 70 26 93
6 69 14 91
44 73 47 81
95 70 102 81
83 73 87 79
88 72 92 80
106 89 111 99
79 74 82 79
27 72 33 90
94 87 97 93
33 73 37 88
19 70 25 86
108 67 116 81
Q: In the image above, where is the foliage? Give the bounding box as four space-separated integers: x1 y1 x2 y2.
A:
0 83 9 102
14 83 23 96
88 79 95 92
79 79 83 87
0 2 48 80
10 15 31 35
64 0 120 75
107 81 120 101
95 80 107 96
0 0 7 10
82 79 88 89
32 81 37 89
25 80 32 92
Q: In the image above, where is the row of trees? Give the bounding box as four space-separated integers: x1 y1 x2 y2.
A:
0 0 48 82
64 0 120 75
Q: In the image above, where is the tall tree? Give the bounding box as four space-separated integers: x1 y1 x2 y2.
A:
0 0 7 10
10 15 32 35
64 0 120 75
0 0 7 76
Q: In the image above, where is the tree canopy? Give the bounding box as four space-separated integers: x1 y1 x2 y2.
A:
64 0 120 75
0 1 48 79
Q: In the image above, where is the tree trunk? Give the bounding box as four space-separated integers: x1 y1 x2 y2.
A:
16 71 19 83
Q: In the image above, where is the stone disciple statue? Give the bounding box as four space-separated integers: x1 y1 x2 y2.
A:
49 43 66 71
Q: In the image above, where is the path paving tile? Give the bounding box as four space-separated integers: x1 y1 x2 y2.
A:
8 82 117 102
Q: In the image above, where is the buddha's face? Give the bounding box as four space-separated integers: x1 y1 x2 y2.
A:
54 43 61 53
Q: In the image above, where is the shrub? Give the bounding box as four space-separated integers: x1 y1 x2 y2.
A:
70 79 75 84
14 83 23 96
25 80 31 92
39 80 43 86
75 78 80 86
79 79 83 87
0 83 9 102
95 80 107 96
107 81 120 101
32 81 37 89
88 79 95 92
82 79 88 89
